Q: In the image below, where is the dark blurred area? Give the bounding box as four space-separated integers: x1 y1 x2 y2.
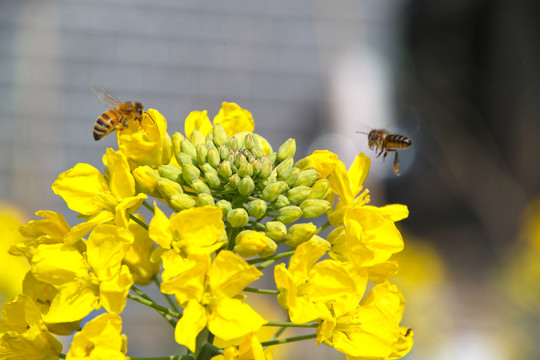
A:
391 0 540 268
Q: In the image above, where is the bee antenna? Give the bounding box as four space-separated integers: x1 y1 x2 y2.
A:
355 131 369 135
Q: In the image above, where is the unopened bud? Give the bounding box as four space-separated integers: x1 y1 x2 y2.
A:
252 146 264 159
205 132 214 144
227 136 239 151
207 147 220 168
308 179 330 200
219 145 230 161
181 138 198 160
269 152 277 165
191 179 211 195
213 123 228 147
175 152 197 166
258 157 273 179
259 238 277 257
264 221 287 240
238 176 255 196
133 166 161 197
172 132 185 154
158 165 183 184
294 157 314 171
283 167 300 188
235 153 247 168
227 174 240 190
227 208 249 228
218 161 233 179
190 129 205 147
287 186 312 204
276 206 303 224
277 138 296 162
162 133 173 165
238 162 254 178
156 178 184 199
244 133 255 150
182 163 201 184
204 171 221 188
275 158 294 178
234 230 273 257
216 200 232 216
247 199 267 219
262 181 287 202
299 199 331 218
294 169 319 187
284 223 317 247
170 194 196 211
251 159 262 177
196 193 215 207
196 144 208 164
273 195 290 208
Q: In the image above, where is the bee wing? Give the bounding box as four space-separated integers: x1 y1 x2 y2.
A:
91 85 121 108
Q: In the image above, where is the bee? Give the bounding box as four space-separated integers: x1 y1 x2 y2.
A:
91 86 144 141
357 129 412 176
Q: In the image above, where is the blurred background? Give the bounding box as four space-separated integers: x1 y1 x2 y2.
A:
1 0 540 359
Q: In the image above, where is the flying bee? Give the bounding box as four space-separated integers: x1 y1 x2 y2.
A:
357 129 412 176
91 86 144 141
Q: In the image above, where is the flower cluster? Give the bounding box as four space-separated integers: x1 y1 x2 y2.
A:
1 102 413 359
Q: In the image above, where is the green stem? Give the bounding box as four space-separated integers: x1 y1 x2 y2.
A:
243 287 279 295
129 213 149 230
272 326 287 340
264 321 318 328
142 200 156 213
127 293 180 328
316 221 331 235
59 353 66 359
246 250 295 265
153 276 181 314
261 333 317 347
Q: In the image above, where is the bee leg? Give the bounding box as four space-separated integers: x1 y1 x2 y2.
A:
392 151 400 176
376 148 384 158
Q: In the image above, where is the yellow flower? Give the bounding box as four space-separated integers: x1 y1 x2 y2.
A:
274 238 367 323
66 313 128 360
123 215 160 286
317 282 413 360
327 153 371 226
296 150 339 179
160 250 266 352
0 294 62 360
211 333 272 360
185 102 255 139
117 108 173 168
52 149 146 228
149 203 226 256
31 224 134 323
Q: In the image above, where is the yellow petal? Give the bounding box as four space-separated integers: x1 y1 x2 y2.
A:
103 148 135 200
31 244 88 286
348 152 370 197
207 250 262 298
175 299 208 353
114 193 147 228
213 102 255 137
44 282 98 323
99 265 133 315
19 210 70 239
87 224 134 281
208 297 266 341
305 150 339 178
185 110 213 139
51 163 109 215
148 202 174 249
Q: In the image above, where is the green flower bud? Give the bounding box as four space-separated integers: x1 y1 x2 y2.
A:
170 194 196 211
299 199 331 218
294 157 314 171
264 221 287 240
172 132 185 155
244 133 255 151
283 167 300 189
190 129 205 147
156 178 184 199
258 157 273 179
196 144 208 165
196 193 215 207
191 179 211 195
284 222 317 247
247 199 267 219
276 206 303 224
235 153 247 168
207 147 221 168
216 199 232 216
273 195 290 208
205 132 214 144
294 169 319 187
287 186 312 204
275 158 294 178
277 138 296 162
181 138 197 159
175 152 197 166
133 166 161 197
238 176 255 196
259 238 277 257
234 230 274 258
182 163 201 184
269 152 277 165
227 208 249 228
204 171 221 188
227 136 239 151
251 160 262 177
162 133 173 165
158 165 183 184
251 146 264 159
262 181 287 202
308 179 330 200
238 163 254 178
213 123 228 147
225 174 240 191
218 161 233 179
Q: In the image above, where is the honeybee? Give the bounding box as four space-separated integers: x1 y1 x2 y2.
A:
357 129 412 176
91 86 144 141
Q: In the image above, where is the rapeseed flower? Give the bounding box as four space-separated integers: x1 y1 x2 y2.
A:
3 100 413 359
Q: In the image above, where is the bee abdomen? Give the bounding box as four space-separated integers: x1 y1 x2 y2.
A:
385 134 412 149
93 110 119 141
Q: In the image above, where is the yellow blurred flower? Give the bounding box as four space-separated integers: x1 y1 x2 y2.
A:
185 102 255 139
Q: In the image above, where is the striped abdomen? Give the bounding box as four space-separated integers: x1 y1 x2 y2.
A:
93 109 122 141
384 134 412 150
